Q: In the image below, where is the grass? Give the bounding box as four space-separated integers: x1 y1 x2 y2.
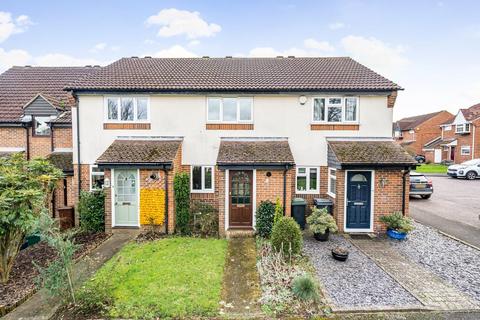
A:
80 237 227 319
414 163 448 174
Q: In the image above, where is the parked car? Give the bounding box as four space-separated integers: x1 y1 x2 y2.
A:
410 172 433 199
415 155 426 163
447 159 480 180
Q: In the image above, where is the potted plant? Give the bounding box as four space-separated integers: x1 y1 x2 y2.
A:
379 212 414 240
306 207 338 241
331 247 349 261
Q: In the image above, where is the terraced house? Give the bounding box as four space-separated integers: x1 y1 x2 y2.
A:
0 66 97 222
64 56 415 237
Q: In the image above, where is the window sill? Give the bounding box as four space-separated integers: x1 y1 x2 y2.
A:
103 123 151 130
191 190 215 194
206 123 254 130
311 123 359 131
296 190 320 195
327 192 336 198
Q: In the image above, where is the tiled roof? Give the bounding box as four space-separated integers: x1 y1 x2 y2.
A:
96 139 182 164
0 66 97 122
50 111 72 124
395 111 443 131
423 137 456 149
47 152 73 174
66 57 401 92
328 140 416 166
217 139 294 165
461 103 480 121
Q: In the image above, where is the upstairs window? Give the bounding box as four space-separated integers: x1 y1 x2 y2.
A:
33 116 51 136
296 167 319 194
312 97 358 123
455 123 471 134
207 97 253 123
105 97 149 122
191 166 214 193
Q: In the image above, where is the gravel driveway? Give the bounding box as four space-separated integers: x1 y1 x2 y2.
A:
390 222 480 302
303 235 420 309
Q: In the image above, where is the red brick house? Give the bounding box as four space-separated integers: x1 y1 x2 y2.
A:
423 104 480 163
0 66 96 220
393 110 453 158
64 57 416 236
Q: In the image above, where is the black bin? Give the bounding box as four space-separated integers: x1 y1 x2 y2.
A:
291 198 307 229
314 198 333 215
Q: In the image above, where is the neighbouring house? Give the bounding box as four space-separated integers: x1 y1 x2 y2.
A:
393 110 453 159
423 104 480 163
0 66 97 220
64 56 415 236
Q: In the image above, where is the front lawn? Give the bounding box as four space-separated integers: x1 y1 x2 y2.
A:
79 237 227 319
414 164 448 174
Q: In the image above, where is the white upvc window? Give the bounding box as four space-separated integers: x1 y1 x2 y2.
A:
207 97 253 123
444 125 452 131
296 167 319 194
90 165 105 191
104 96 149 122
312 97 359 123
191 166 214 193
461 146 471 155
327 168 336 197
455 123 471 134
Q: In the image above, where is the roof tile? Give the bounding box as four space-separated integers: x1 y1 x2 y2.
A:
96 140 182 164
217 140 294 165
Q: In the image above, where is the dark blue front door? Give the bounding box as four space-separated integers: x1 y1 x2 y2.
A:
346 171 372 229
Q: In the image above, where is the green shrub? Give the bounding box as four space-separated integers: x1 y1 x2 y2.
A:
174 172 190 234
256 200 276 238
273 197 283 225
379 212 414 233
271 217 303 257
190 201 219 237
292 274 319 302
76 274 113 316
306 207 338 235
78 191 105 233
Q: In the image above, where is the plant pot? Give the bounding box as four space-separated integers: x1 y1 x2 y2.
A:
331 249 349 261
313 229 330 241
387 228 407 240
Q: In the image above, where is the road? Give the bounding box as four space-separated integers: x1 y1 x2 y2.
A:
410 176 480 248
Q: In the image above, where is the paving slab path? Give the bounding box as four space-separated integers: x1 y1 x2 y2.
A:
351 238 480 311
3 231 136 320
221 238 262 317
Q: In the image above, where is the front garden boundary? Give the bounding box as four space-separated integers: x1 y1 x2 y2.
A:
3 232 135 320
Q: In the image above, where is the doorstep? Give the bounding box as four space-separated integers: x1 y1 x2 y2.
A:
226 228 255 239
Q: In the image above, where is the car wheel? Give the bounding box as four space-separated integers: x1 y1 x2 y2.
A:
418 159 425 163
421 195 431 199
466 171 477 180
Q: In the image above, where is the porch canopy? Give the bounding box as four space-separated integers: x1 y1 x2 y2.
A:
47 152 74 175
423 137 456 149
217 138 294 169
327 139 416 169
96 139 182 169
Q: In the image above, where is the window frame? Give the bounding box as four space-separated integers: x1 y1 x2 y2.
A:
311 96 359 124
461 146 471 156
190 165 215 193
90 164 105 191
206 97 254 124
104 96 150 123
32 115 52 137
327 168 337 197
295 166 320 194
455 123 471 134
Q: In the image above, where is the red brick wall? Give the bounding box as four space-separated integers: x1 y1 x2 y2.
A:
0 127 26 148
53 127 73 149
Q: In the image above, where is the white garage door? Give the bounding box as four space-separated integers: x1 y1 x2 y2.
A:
434 149 442 163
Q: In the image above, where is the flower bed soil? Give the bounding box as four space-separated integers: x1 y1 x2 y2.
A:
0 232 110 315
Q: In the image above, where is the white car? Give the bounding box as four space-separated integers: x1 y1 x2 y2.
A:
447 159 480 180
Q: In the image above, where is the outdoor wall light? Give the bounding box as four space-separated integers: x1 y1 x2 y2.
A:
299 95 308 105
380 177 388 188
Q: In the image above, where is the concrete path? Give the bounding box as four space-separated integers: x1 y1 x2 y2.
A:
220 238 262 317
3 232 135 320
351 238 480 311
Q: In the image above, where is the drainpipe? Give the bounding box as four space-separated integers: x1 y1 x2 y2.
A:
163 169 169 234
402 168 409 216
283 165 288 215
50 124 54 152
472 125 476 160
24 125 30 160
75 94 81 198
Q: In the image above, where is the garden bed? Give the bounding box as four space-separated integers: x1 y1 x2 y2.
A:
0 232 109 315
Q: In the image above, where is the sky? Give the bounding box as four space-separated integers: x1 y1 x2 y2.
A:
1 0 480 120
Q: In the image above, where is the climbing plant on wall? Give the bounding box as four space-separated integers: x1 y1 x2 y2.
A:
174 172 190 234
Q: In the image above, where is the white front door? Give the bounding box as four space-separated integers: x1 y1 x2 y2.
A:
434 149 442 163
114 169 139 226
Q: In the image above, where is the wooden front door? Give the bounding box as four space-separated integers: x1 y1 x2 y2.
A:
229 170 253 227
346 171 372 230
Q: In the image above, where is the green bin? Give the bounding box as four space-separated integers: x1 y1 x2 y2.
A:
291 198 307 229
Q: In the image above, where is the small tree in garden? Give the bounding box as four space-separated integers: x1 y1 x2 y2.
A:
271 217 303 258
35 211 78 304
256 200 276 238
0 154 63 283
174 172 190 234
78 191 105 233
273 197 283 225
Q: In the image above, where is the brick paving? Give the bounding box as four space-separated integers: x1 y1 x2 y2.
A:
351 238 480 311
